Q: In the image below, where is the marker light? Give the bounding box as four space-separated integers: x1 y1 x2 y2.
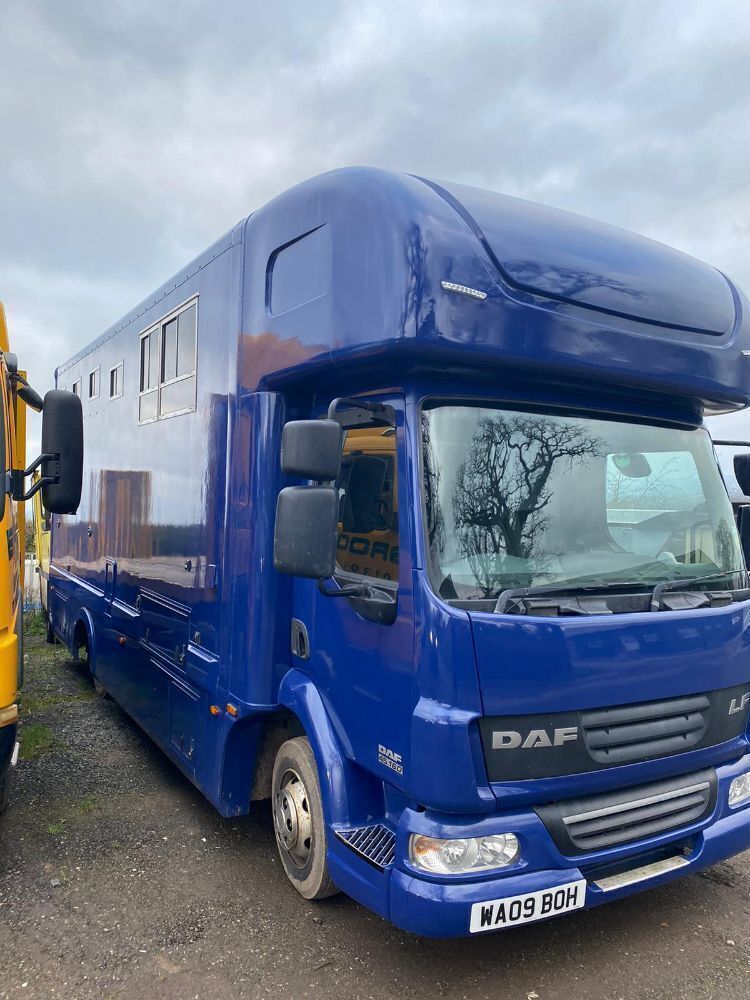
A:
728 771 750 808
410 833 520 875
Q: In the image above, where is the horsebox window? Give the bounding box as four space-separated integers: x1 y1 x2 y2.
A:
138 298 198 424
109 362 124 400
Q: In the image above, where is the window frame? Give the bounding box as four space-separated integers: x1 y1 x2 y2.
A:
88 367 100 400
137 295 198 425
72 378 82 397
109 361 124 401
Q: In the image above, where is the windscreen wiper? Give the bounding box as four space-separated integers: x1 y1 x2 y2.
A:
649 569 746 612
494 578 650 614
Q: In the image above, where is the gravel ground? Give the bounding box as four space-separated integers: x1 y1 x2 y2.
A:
0 617 749 1000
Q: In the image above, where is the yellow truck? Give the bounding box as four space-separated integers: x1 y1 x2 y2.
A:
0 302 83 811
31 470 51 620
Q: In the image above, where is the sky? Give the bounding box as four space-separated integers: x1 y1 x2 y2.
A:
1 0 750 456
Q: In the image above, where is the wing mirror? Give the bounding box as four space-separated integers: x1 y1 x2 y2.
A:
274 420 342 580
9 389 84 514
281 419 342 480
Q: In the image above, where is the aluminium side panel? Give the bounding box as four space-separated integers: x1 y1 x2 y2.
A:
49 234 242 802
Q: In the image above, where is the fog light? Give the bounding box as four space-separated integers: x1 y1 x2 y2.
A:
728 771 750 807
410 833 520 875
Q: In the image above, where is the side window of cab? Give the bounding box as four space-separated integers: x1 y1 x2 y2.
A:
335 426 399 581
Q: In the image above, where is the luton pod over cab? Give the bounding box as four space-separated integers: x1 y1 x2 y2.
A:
0 301 84 813
50 168 750 936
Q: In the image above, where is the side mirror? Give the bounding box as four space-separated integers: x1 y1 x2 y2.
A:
40 390 83 514
274 485 338 578
281 419 342 480
735 454 750 498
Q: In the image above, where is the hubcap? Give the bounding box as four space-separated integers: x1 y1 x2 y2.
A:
273 768 313 869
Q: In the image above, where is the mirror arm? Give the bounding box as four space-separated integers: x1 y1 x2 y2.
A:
23 452 55 477
317 578 371 599
7 453 57 501
8 371 44 412
8 471 55 502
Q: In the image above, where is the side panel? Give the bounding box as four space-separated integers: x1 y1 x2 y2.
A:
49 238 241 805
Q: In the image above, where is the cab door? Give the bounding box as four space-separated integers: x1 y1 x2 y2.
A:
292 394 416 795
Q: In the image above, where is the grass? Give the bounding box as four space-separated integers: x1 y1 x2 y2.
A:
46 798 100 835
24 610 47 638
19 721 57 760
71 795 99 815
22 688 94 714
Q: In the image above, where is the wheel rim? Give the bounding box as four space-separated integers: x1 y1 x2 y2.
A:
273 767 313 869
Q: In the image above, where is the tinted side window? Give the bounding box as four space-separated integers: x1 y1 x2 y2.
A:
336 427 399 581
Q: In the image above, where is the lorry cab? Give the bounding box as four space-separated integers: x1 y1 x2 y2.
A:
264 171 750 934
48 168 750 936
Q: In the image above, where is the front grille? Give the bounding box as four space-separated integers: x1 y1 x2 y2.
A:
581 694 711 765
336 824 395 870
536 768 716 856
479 683 748 782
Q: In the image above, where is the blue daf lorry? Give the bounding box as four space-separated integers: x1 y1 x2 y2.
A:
49 167 750 936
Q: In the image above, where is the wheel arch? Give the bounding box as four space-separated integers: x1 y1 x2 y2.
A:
71 607 96 666
276 668 385 829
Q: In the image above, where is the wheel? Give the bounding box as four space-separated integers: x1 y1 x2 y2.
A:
0 772 10 814
271 736 338 900
75 631 108 699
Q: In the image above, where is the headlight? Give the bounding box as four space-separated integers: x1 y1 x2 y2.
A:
409 833 520 875
728 771 750 807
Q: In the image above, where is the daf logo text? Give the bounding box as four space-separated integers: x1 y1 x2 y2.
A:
492 727 579 750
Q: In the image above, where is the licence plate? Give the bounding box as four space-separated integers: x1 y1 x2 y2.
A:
469 879 586 933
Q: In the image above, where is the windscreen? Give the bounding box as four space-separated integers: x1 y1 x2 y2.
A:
421 404 743 600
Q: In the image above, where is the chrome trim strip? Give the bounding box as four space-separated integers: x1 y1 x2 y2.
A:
563 781 710 826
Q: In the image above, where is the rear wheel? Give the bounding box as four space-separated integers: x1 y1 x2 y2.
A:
271 736 338 900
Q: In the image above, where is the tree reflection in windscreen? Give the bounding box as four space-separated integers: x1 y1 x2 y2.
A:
449 412 601 597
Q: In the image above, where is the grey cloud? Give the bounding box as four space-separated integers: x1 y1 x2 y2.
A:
2 0 750 454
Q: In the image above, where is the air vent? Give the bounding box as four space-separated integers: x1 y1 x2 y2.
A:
336 824 395 870
536 768 716 856
581 694 710 765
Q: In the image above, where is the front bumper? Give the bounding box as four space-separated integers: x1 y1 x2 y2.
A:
386 755 750 937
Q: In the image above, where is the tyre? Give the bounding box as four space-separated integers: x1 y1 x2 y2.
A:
271 736 338 900
75 629 107 699
0 758 13 814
